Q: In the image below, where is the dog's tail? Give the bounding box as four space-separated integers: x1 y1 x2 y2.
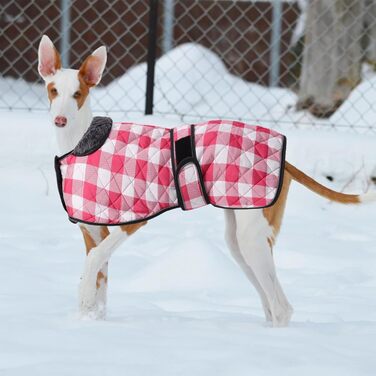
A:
285 161 376 204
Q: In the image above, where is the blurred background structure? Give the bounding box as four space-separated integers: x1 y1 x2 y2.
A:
1 0 376 132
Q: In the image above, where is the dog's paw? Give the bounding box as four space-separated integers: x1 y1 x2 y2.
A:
270 304 294 328
78 276 105 320
79 302 106 320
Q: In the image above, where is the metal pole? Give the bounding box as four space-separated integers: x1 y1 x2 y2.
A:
145 0 159 115
60 0 71 68
162 0 174 53
270 0 282 87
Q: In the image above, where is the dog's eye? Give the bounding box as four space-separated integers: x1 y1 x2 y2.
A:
73 91 81 99
326 175 334 182
371 177 376 184
50 87 58 96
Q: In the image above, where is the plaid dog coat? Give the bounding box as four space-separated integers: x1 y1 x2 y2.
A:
55 117 286 225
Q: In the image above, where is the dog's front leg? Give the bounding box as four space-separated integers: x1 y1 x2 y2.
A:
79 222 146 319
79 224 110 319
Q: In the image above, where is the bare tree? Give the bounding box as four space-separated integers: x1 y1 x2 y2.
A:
297 0 364 118
364 0 376 65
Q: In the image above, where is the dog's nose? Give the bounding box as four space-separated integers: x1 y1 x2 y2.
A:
54 116 67 127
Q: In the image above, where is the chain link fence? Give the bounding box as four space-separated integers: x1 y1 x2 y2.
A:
1 0 376 132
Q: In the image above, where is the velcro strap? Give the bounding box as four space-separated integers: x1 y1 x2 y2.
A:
172 128 208 210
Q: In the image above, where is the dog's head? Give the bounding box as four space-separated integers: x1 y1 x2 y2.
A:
38 35 107 129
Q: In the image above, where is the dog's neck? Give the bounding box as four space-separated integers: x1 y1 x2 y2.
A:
55 98 93 155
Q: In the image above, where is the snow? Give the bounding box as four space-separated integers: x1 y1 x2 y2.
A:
102 43 376 131
331 75 376 129
1 44 298 124
1 42 376 375
3 42 375 133
1 109 375 375
97 43 298 124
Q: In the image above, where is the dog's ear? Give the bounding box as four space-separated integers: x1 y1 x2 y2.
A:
38 35 62 79
78 46 107 87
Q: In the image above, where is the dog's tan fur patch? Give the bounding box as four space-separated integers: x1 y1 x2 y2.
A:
78 54 101 88
120 221 147 235
96 271 108 289
54 46 62 71
47 82 58 103
100 226 110 239
75 75 90 109
80 226 96 255
263 170 292 246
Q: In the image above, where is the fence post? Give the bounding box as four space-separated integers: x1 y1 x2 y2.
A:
162 0 174 53
60 0 71 68
145 0 159 115
270 0 282 87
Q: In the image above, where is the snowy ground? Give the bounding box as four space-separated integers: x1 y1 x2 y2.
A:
0 109 375 376
1 39 376 375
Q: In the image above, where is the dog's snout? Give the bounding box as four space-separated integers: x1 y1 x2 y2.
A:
54 116 67 128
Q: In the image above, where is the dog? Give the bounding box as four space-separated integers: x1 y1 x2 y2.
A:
38 35 375 326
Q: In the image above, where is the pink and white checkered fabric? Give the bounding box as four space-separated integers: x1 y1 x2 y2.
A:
177 162 207 210
56 119 285 225
194 120 284 208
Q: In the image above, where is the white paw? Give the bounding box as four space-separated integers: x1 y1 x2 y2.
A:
79 275 104 319
79 302 106 320
263 306 273 322
271 304 294 327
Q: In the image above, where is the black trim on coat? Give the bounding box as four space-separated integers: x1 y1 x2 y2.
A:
170 128 184 208
66 204 180 227
54 156 67 212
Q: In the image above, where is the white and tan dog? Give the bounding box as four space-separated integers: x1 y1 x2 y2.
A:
38 35 375 326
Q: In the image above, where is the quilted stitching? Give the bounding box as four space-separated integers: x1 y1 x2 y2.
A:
194 121 283 207
58 120 284 225
178 162 207 210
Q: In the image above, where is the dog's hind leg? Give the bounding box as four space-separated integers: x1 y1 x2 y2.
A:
233 172 293 327
224 210 273 322
234 210 292 326
79 222 146 318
